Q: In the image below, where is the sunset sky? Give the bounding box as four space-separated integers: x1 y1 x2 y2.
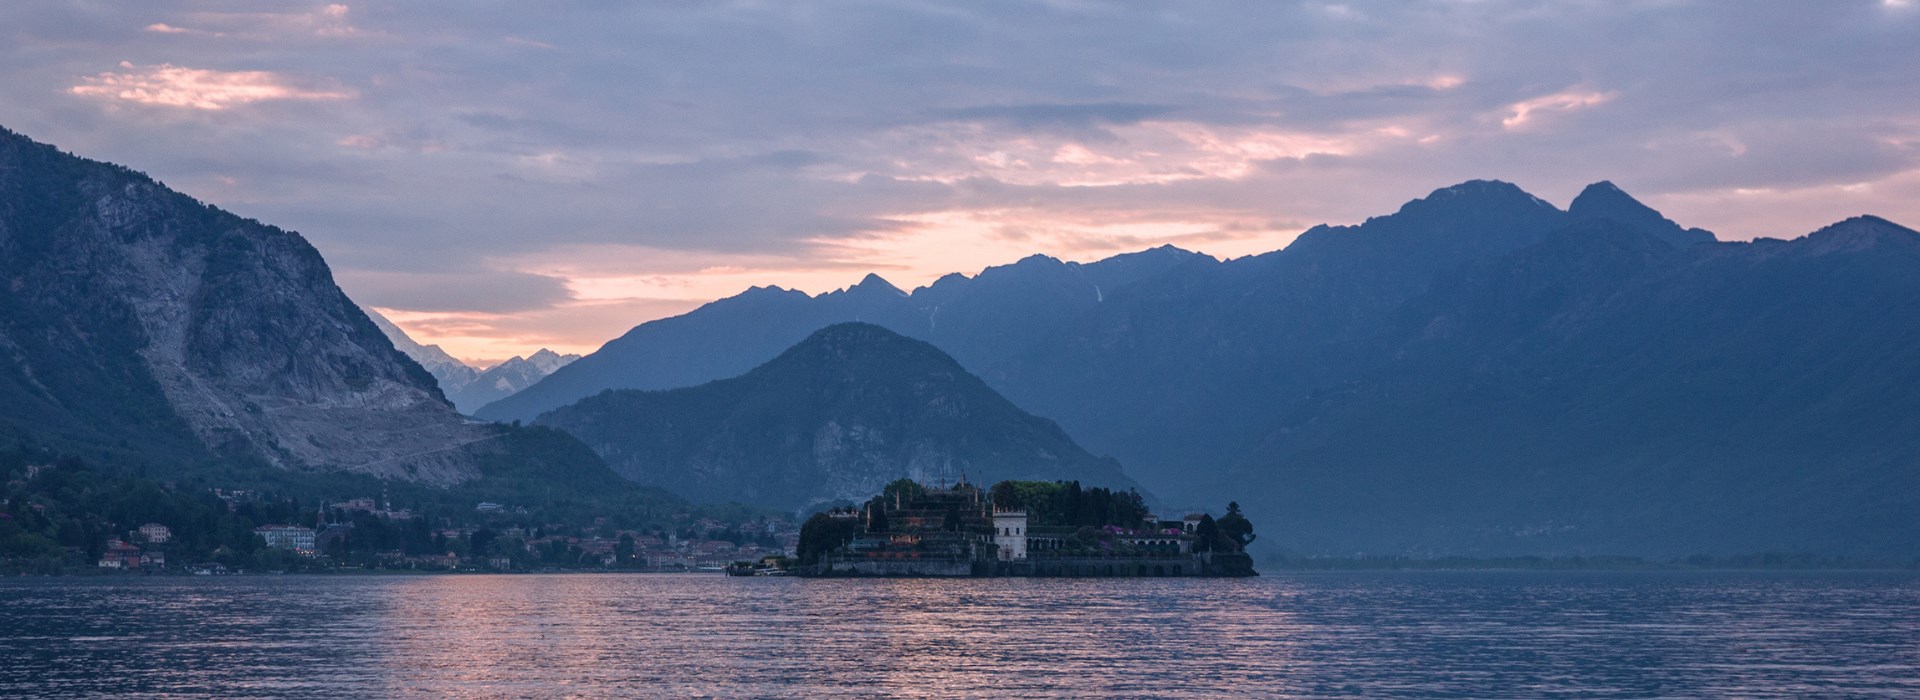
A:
3 1 1917 364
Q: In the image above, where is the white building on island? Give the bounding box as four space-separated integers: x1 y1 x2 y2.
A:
993 508 1028 561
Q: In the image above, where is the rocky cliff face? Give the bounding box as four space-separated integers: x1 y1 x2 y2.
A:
0 127 501 484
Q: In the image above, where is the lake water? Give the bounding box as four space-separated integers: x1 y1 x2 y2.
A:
2 571 1916 698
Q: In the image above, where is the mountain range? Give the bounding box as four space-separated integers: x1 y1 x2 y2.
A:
366 309 479 398
6 121 1915 558
1215 214 1920 556
367 313 580 414
537 323 1136 509
483 179 1920 557
0 126 617 491
448 349 581 415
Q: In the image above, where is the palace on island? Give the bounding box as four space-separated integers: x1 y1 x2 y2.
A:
795 476 1257 577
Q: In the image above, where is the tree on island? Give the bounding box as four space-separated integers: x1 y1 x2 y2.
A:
797 511 863 565
882 478 924 507
1216 501 1256 550
1195 514 1221 552
984 480 1148 528
1192 503 1255 553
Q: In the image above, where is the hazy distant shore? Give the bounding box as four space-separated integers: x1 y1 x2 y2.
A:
1265 554 1920 572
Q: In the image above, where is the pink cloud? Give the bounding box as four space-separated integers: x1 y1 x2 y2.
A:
143 23 223 36
69 62 353 110
1501 89 1618 130
139 5 366 41
875 120 1418 188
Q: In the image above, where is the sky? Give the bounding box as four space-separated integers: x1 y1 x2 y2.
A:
3 1 1918 365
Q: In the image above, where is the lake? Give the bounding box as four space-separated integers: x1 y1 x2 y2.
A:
2 571 1916 698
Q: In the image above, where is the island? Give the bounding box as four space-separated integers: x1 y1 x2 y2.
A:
793 478 1257 577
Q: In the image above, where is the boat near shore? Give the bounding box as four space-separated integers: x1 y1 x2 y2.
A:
724 557 795 577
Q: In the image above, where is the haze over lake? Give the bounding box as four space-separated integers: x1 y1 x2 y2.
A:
4 572 1916 698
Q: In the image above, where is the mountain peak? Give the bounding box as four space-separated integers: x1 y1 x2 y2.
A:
1800 215 1920 254
738 284 794 298
1095 244 1203 263
363 308 476 394
753 323 935 372
792 321 921 354
445 348 581 413
1421 179 1554 208
1384 180 1560 223
849 273 907 297
1583 179 1625 194
1434 178 1523 194
1568 180 1648 215
1568 180 1715 247
1078 245 1213 294
718 284 812 307
535 319 1137 509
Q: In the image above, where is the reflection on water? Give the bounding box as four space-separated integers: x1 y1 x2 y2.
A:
2 571 1917 698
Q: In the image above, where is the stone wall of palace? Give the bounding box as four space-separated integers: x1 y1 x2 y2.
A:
798 552 1256 578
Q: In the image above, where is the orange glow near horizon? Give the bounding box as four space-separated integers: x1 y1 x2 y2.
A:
376 161 1920 367
371 119 1429 363
380 210 1307 366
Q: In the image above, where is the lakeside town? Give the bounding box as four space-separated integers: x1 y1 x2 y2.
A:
91 497 801 575
2 457 801 576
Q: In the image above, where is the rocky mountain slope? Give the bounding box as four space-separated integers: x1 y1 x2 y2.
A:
536 323 1138 510
0 126 609 486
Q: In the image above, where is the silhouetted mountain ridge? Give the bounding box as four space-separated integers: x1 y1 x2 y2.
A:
480 176 1920 557
1567 180 1716 248
1224 215 1920 556
536 323 1138 510
476 238 1211 422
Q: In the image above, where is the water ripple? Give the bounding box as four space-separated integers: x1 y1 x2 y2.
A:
1 571 1916 698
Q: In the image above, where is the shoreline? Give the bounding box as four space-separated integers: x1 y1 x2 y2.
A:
13 566 1920 580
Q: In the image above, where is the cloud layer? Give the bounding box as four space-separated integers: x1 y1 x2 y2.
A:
3 1 1917 362
71 61 352 109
